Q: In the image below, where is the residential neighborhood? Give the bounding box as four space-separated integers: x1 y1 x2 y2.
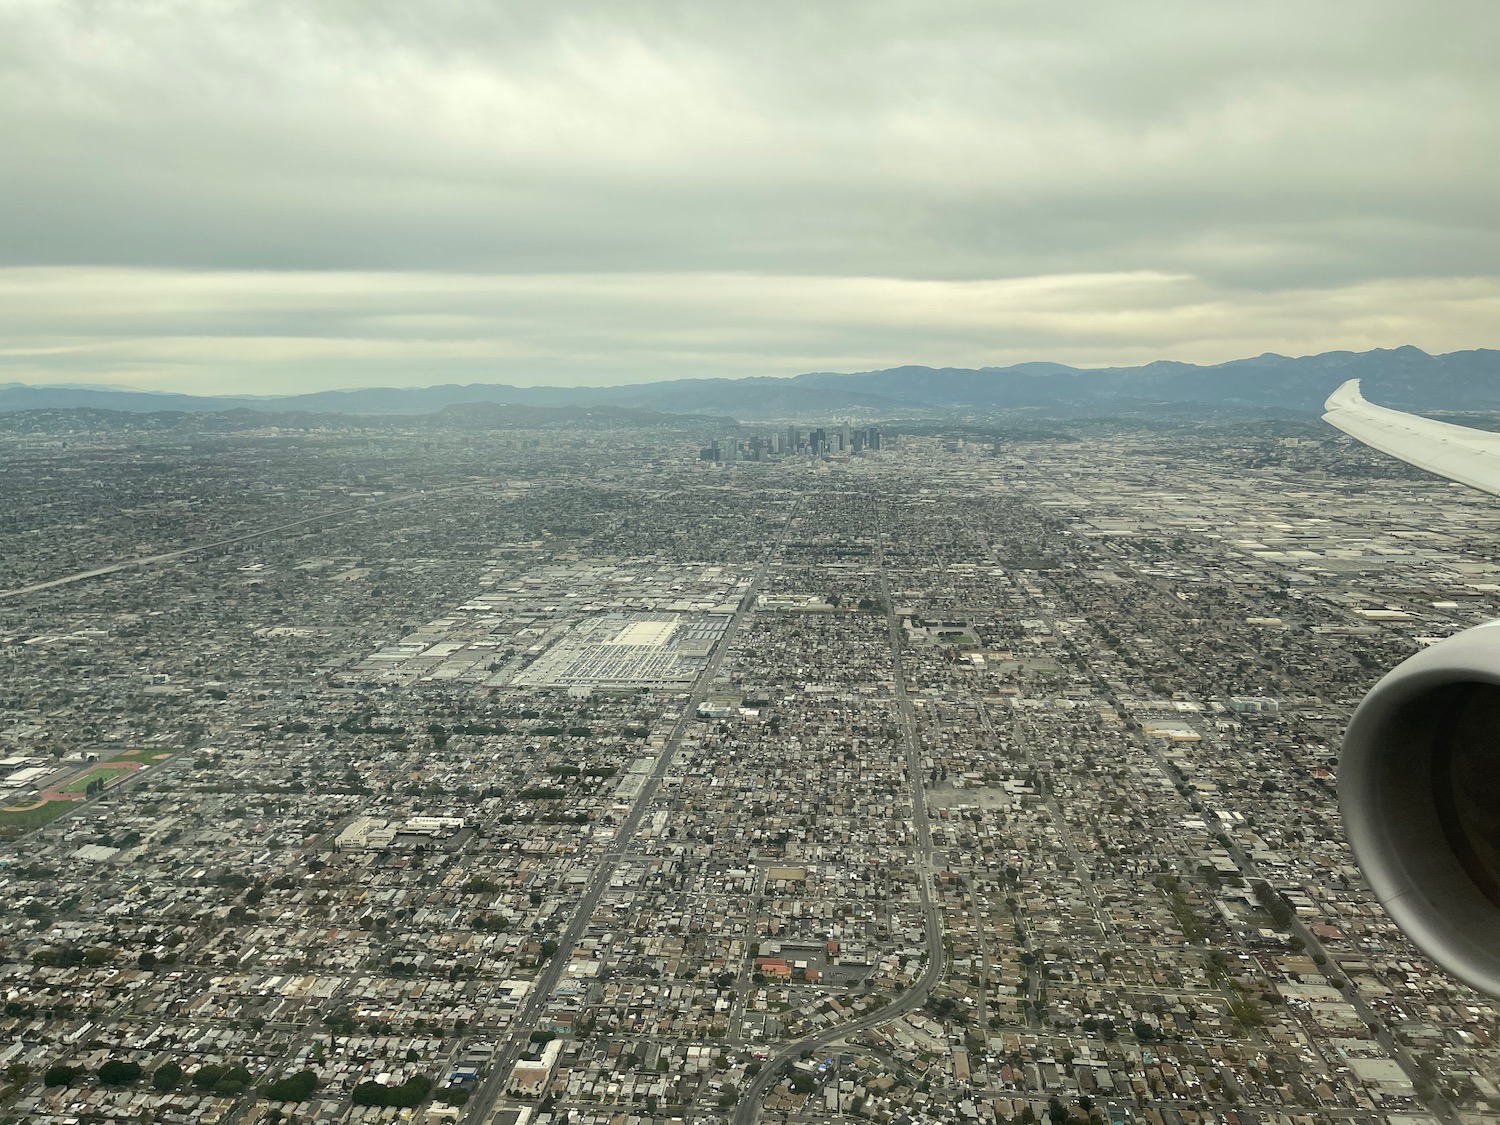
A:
2 415 1498 1125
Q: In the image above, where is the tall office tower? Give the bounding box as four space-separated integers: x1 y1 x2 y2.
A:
841 422 852 452
786 425 798 454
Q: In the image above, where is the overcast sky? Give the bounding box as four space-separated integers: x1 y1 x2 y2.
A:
3 1 1497 393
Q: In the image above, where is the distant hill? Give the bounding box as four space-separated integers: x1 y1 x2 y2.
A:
3 346 1496 418
434 401 737 429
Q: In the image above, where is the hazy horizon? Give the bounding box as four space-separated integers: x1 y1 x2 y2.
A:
4 341 1493 401
4 2 1497 394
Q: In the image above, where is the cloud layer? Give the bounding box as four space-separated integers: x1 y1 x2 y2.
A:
3 1 1497 390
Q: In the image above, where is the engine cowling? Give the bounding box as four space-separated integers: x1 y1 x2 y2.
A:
1341 621 1500 996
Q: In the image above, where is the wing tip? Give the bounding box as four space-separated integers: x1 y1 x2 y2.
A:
1324 378 1364 413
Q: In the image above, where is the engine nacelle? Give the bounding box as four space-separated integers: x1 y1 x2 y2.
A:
1342 621 1500 996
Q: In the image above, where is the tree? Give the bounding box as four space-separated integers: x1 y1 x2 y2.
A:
1230 999 1265 1028
351 1074 432 1108
214 1064 253 1096
262 1069 319 1102
152 1061 184 1091
351 1082 386 1107
44 1064 82 1087
1253 880 1293 928
98 1059 143 1086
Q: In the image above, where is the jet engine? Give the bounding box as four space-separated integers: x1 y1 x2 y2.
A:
1341 621 1500 996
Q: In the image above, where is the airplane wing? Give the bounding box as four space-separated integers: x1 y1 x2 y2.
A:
1322 379 1500 496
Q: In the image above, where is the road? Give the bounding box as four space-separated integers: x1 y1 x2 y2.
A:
733 501 946 1125
1188 771 1461 1125
463 499 802 1125
996 704 1118 944
0 483 484 600
970 507 1459 1125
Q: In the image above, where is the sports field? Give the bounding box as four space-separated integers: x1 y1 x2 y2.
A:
58 763 135 794
0 798 74 829
0 751 159 832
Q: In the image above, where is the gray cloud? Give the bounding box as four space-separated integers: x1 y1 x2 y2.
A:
2 1 1496 390
4 267 1496 394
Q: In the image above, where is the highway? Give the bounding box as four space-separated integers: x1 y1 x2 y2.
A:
463 499 802 1125
0 483 485 600
733 503 946 1125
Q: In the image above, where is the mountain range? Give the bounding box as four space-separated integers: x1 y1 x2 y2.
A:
2 346 1497 419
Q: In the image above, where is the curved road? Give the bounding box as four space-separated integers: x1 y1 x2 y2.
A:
734 503 946 1125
